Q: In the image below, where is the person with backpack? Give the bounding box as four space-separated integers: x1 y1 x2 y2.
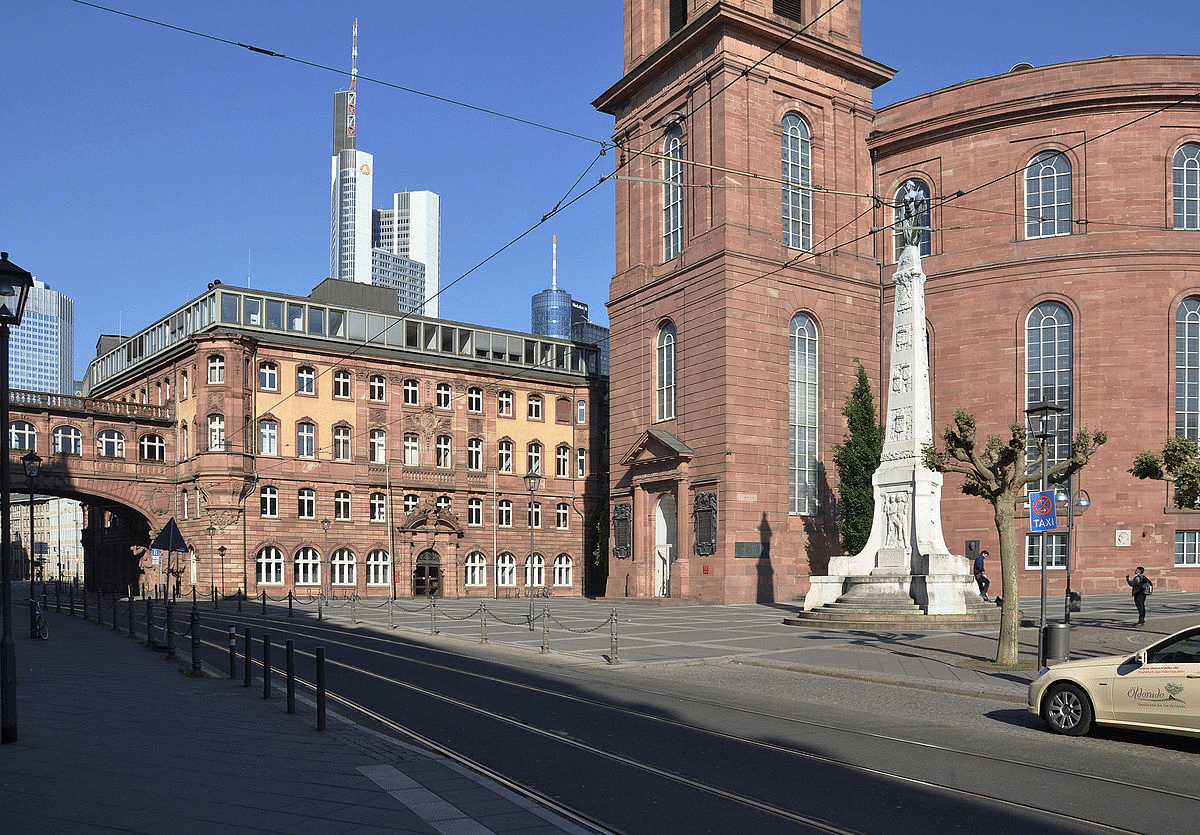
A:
1126 566 1152 626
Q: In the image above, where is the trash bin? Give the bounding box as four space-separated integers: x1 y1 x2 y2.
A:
1042 622 1071 664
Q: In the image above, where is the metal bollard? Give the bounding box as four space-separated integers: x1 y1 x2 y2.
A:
287 591 293 618
127 596 135 638
144 599 154 648
350 594 356 624
82 589 89 621
286 640 295 714
263 634 272 700
165 602 176 659
243 627 251 688
317 596 323 621
541 608 550 654
55 582 61 614
480 603 488 644
237 590 243 613
430 599 437 635
610 609 619 665
112 592 120 631
68 585 74 617
228 625 237 679
95 591 104 627
316 647 327 731
261 590 267 615
388 597 393 630
213 587 219 610
190 606 201 674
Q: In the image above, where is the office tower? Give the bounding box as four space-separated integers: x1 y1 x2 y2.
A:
10 278 74 394
372 191 441 317
329 21 373 285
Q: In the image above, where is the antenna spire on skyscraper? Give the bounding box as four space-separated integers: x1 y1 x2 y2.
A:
347 19 358 140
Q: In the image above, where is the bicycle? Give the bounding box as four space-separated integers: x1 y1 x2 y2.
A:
526 586 554 599
31 596 48 640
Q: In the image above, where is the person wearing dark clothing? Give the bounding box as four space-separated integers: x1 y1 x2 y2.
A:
973 549 991 602
1126 566 1150 625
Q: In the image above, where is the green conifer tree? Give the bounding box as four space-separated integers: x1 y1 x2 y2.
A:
832 362 884 555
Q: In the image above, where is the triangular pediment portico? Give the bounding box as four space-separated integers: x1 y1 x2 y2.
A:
620 428 695 468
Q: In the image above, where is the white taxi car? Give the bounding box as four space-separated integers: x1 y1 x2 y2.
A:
1028 625 1200 737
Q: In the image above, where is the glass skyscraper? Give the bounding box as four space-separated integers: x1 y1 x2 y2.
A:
9 278 74 394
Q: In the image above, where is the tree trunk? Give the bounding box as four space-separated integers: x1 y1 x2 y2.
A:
994 492 1022 666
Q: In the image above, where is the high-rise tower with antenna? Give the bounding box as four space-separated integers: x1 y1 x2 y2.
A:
330 19 373 285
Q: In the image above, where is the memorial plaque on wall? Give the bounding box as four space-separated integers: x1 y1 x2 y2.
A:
612 502 632 559
693 491 717 555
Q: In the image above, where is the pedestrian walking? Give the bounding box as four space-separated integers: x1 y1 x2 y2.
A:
1126 566 1152 625
973 549 991 602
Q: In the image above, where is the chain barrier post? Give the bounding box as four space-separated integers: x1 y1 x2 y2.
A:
228 625 237 679
127 596 134 637
317 595 323 622
350 593 356 624
610 609 619 665
316 647 327 731
112 592 119 631
430 599 437 635
82 588 89 621
55 581 61 614
68 584 74 617
262 634 272 700
165 601 176 660
243 627 251 688
261 590 266 615
480 603 488 644
237 590 243 613
287 591 293 618
286 639 295 714
388 597 394 630
540 607 550 654
144 599 153 648
95 591 104 627
190 605 201 675
213 587 218 610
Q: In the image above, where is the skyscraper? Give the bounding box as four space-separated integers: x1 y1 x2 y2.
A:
372 190 441 318
328 22 441 317
10 278 74 394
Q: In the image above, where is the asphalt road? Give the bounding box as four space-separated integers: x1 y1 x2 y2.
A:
183 607 1200 834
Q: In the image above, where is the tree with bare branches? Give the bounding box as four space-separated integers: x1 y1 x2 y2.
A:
922 410 1107 665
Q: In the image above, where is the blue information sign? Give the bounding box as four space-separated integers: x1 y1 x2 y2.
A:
1030 491 1058 532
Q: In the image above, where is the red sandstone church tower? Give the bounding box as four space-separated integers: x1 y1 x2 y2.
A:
594 1 894 602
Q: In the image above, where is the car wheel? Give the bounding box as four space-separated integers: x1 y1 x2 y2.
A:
1043 682 1092 736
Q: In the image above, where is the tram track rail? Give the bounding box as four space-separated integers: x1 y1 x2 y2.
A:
177 611 1192 833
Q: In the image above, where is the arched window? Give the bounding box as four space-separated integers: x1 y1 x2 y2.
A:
556 502 569 530
524 553 545 587
498 500 513 527
258 361 278 391
207 355 224 384
368 428 386 464
369 374 386 402
1176 297 1200 438
498 390 514 417
498 439 513 473
369 492 387 523
782 112 812 250
298 489 315 519
436 435 452 468
527 442 542 476
662 125 684 261
333 369 352 399
53 425 81 455
656 322 677 421
9 421 35 451
467 498 482 526
404 494 419 513
180 424 188 459
465 552 487 587
403 379 419 406
294 547 320 587
97 429 125 458
259 421 278 456
1025 301 1073 490
553 554 573 587
333 425 351 461
556 445 570 477
334 490 351 520
527 394 543 420
403 433 419 466
1025 151 1072 239
296 366 316 395
436 495 452 513
296 422 315 458
256 546 283 585
496 553 516 587
467 438 483 471
139 434 166 461
1174 143 1200 230
331 548 356 587
436 382 452 409
789 313 818 515
366 550 390 586
468 387 483 413
208 414 225 452
893 178 932 258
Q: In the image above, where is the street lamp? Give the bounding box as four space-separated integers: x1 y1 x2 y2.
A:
217 546 226 598
206 524 216 596
1054 486 1091 623
22 451 41 638
524 472 542 631
1026 400 1066 667
321 518 331 598
1 251 36 744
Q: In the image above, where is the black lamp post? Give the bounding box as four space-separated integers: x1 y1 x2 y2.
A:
1 252 36 744
1054 485 1091 623
206 524 216 596
217 546 226 597
524 472 541 631
1026 400 1066 667
22 451 41 638
321 518 331 598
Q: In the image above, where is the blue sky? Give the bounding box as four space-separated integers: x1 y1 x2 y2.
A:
4 1 1197 380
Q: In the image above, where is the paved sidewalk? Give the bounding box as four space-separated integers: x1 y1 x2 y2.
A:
0 610 593 835
3 591 1198 833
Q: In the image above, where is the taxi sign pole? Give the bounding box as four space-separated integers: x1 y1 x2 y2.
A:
1028 488 1059 665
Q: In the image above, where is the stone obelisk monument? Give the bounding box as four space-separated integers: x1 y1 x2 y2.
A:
803 181 979 618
